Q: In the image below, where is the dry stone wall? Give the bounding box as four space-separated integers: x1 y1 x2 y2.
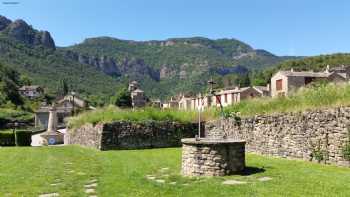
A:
205 107 350 167
65 123 104 149
66 121 199 150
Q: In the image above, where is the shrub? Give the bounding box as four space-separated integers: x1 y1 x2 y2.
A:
342 129 350 162
111 87 132 108
0 132 15 146
15 130 32 146
343 143 350 161
310 139 326 163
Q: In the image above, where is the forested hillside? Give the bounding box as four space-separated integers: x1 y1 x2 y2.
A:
0 16 125 105
65 37 297 98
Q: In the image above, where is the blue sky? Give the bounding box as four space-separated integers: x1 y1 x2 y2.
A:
0 0 349 56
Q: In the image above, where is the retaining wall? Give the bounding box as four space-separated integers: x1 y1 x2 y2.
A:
67 121 199 150
205 107 350 167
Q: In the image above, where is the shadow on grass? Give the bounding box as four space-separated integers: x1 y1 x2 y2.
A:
239 166 266 176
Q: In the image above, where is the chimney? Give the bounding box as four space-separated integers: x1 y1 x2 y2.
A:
267 84 270 91
235 86 240 91
290 68 294 72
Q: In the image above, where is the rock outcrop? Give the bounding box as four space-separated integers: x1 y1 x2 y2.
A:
63 50 121 77
119 57 160 81
0 16 11 31
0 16 55 49
63 50 161 80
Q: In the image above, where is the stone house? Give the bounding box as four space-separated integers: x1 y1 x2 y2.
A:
162 97 179 109
18 85 43 99
178 96 191 110
128 81 147 108
211 86 267 108
150 99 162 108
178 86 268 110
35 94 88 129
270 66 350 97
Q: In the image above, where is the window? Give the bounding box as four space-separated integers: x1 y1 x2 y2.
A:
276 79 283 91
304 77 314 85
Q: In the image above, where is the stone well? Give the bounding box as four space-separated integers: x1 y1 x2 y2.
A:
181 138 246 176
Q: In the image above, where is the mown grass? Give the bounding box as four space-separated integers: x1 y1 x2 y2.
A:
0 146 350 197
68 106 218 129
224 82 350 117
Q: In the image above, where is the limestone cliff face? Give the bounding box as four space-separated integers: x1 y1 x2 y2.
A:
80 55 121 77
0 16 11 31
63 50 121 77
0 16 55 49
63 50 160 80
37 31 55 49
118 57 160 81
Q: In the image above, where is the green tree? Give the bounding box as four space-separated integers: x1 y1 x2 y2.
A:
57 79 69 96
112 87 132 108
20 75 32 86
236 74 251 87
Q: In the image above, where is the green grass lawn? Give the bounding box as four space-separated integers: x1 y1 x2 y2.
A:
1 146 350 197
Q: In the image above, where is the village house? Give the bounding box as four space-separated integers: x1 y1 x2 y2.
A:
163 97 180 109
18 85 43 99
150 99 162 108
177 85 269 111
213 86 269 107
270 65 350 97
178 93 194 110
35 94 88 129
128 81 147 108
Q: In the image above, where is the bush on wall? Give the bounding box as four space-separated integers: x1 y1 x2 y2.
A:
0 132 15 146
15 130 32 146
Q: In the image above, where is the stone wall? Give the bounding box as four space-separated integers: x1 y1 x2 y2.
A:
66 123 104 149
66 121 200 150
205 107 350 167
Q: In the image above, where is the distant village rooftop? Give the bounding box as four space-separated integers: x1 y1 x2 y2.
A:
271 65 350 97
18 85 41 91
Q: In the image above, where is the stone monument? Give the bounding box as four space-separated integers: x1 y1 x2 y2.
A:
40 105 64 145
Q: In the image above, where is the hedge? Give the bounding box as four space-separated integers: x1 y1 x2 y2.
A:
14 131 32 146
0 132 15 146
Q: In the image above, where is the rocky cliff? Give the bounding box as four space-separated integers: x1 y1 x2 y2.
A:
0 16 55 49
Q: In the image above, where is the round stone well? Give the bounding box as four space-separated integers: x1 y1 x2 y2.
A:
181 138 246 176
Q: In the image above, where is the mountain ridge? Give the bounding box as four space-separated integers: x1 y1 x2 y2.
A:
0 15 298 102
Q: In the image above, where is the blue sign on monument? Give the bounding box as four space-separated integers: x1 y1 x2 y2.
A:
48 138 56 145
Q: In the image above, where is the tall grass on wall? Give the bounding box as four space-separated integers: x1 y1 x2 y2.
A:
224 82 350 117
68 106 218 129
